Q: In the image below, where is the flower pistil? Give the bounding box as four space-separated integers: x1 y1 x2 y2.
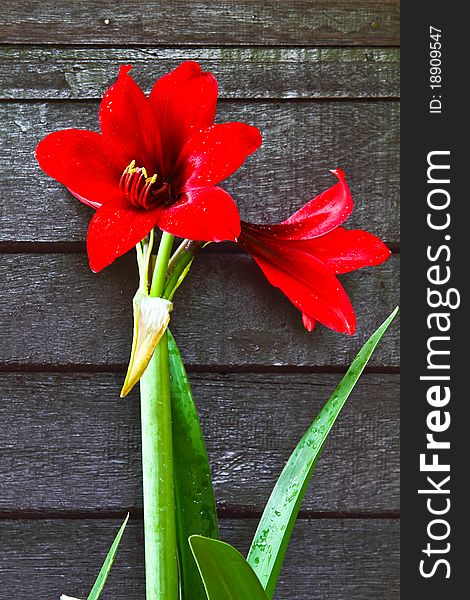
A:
119 160 170 209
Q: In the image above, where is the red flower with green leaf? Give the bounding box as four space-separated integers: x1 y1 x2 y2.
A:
238 170 391 335
35 62 261 272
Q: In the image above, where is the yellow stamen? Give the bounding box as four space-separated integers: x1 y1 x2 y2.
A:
119 160 166 209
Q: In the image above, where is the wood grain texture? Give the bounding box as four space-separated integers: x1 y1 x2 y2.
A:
0 1 400 47
0 101 400 243
0 372 399 513
0 252 399 368
0 46 400 100
0 518 399 599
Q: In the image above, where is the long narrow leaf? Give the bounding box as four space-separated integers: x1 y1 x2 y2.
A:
86 514 130 600
247 307 399 597
168 330 219 600
190 536 270 600
60 514 130 600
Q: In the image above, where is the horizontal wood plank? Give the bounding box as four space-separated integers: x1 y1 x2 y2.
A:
0 518 399 599
0 46 400 100
0 1 400 47
0 372 399 513
0 101 400 243
0 252 399 368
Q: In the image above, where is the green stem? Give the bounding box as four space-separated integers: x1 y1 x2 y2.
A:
140 333 178 600
150 231 174 298
136 229 155 293
163 240 205 300
140 229 178 600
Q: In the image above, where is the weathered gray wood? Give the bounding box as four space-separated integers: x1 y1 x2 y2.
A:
0 101 400 243
0 372 398 513
0 518 399 599
0 252 399 368
0 46 400 100
0 1 400 46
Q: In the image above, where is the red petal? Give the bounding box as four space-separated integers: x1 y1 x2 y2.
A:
69 190 102 210
302 313 316 332
248 169 354 240
99 65 161 173
35 129 121 207
174 123 262 192
292 227 391 274
149 61 218 176
87 198 161 272
157 187 240 242
240 234 356 334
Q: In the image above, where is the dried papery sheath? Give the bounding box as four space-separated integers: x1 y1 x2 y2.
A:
121 292 173 397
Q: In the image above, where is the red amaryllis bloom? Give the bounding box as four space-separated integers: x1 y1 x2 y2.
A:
35 62 261 272
238 170 391 335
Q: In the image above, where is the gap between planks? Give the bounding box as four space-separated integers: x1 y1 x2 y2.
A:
0 510 400 521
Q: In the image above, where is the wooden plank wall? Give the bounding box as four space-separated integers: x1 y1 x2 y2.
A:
0 2 400 598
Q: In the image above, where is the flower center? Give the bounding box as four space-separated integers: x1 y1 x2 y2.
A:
119 160 170 209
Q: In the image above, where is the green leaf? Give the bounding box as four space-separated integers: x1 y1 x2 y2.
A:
86 513 129 600
189 536 270 600
247 307 399 597
168 330 219 600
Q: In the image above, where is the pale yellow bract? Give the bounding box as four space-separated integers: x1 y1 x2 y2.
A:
120 292 173 397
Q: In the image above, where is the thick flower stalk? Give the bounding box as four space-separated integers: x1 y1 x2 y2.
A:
138 231 178 600
238 169 391 334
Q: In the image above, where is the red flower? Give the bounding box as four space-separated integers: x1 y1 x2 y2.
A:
36 62 261 272
238 170 391 335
